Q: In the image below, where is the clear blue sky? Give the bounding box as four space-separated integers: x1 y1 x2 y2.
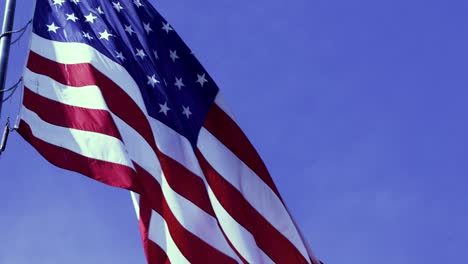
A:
0 0 467 263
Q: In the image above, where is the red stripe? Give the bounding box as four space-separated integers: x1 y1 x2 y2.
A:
27 51 156 147
139 197 171 264
155 152 251 263
204 104 282 199
148 236 171 264
147 152 251 263
133 163 238 264
25 52 246 263
17 120 140 191
196 149 309 264
19 118 236 263
156 150 215 216
27 52 215 219
23 87 122 140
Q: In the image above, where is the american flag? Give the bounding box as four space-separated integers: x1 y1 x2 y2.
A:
18 0 320 263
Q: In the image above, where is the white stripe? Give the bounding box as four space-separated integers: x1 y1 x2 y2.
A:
207 187 275 264
114 114 242 261
21 92 186 262
23 69 161 187
148 210 190 264
28 33 208 182
21 74 240 260
22 69 161 182
197 127 309 261
23 68 108 110
127 137 240 261
130 192 140 220
20 107 134 168
161 172 241 262
28 33 283 262
211 97 315 262
214 94 235 121
30 33 148 114
28 33 204 184
119 127 240 260
149 118 204 176
148 118 274 262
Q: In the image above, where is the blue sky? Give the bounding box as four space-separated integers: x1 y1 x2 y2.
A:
1 0 467 263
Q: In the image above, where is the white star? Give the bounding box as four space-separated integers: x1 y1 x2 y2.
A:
182 106 192 119
196 73 208 87
52 0 65 6
159 102 170 115
66 13 78 22
147 74 160 88
116 51 125 61
162 22 173 33
133 0 144 7
169 50 179 62
96 6 105 14
174 77 185 90
46 22 60 33
112 2 124 12
85 13 97 23
99 29 113 41
124 24 135 35
136 49 146 59
153 50 159 60
82 31 93 40
70 0 80 4
143 22 153 34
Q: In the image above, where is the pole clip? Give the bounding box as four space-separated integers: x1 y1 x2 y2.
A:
0 117 10 154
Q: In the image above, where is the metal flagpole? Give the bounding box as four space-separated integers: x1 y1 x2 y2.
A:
0 0 17 119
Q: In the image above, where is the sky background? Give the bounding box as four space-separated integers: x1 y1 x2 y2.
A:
0 0 467 263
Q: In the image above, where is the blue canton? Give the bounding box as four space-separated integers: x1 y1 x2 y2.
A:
32 0 219 146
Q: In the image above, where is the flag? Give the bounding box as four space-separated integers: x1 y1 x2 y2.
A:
18 0 320 263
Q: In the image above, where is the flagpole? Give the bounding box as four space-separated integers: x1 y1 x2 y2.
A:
0 0 17 119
